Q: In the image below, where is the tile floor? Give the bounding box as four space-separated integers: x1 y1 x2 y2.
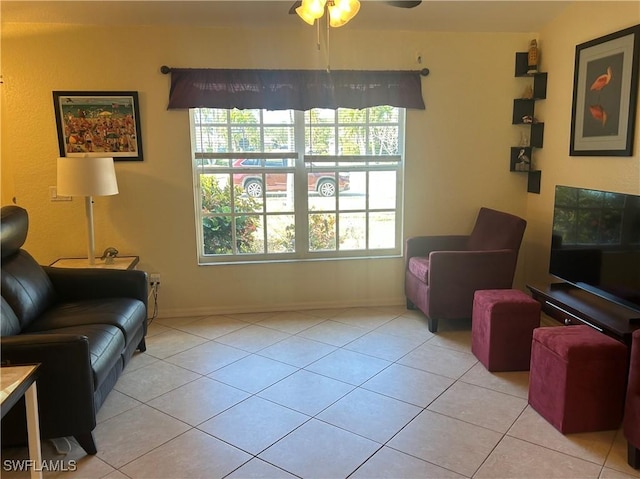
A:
2 306 639 479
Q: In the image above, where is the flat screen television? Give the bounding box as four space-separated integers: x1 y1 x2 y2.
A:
550 185 640 313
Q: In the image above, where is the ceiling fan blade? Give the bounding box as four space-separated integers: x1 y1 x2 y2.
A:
386 1 422 7
289 1 302 14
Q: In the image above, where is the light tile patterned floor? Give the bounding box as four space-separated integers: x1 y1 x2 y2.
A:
2 306 639 479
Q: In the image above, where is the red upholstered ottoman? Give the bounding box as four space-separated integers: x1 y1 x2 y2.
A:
471 289 541 371
529 325 628 434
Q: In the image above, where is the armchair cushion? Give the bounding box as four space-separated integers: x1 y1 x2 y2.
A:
468 207 528 251
407 257 430 283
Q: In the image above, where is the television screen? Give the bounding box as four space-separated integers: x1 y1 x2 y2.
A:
550 185 640 312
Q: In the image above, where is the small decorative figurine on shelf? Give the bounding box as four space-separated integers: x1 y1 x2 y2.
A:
101 247 119 265
527 39 539 74
521 84 534 99
515 149 531 171
522 115 539 124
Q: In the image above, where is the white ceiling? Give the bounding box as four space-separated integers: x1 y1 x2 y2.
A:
1 0 574 33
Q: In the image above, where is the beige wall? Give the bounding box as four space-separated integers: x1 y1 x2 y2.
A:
525 2 640 287
1 2 637 317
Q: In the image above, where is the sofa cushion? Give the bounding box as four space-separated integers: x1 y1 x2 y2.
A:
408 256 429 283
1 297 21 336
26 298 146 345
1 250 56 331
33 324 125 390
1 205 28 259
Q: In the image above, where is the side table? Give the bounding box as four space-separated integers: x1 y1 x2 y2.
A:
1 364 43 479
50 256 139 270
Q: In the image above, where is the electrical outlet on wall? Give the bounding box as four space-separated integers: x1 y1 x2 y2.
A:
149 273 161 286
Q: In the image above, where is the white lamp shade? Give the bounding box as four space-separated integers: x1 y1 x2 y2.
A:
57 157 119 197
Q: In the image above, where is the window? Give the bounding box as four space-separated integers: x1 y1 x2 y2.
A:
191 106 404 263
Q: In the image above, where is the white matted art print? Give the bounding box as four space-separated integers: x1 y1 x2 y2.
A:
570 25 639 156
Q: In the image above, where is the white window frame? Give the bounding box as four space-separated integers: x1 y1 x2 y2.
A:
190 108 405 264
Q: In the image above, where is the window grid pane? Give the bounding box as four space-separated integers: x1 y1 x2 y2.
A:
192 106 403 263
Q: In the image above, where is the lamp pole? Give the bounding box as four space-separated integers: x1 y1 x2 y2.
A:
84 196 96 265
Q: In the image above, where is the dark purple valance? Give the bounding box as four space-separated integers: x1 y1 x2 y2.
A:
167 68 425 110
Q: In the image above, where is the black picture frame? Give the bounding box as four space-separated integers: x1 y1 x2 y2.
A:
570 25 640 156
53 91 144 161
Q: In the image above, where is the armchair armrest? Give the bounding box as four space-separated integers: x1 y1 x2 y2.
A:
43 266 148 307
427 249 518 318
405 235 469 264
429 249 517 286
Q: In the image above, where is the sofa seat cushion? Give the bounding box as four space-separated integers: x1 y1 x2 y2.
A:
408 256 429 283
25 298 146 345
34 324 125 390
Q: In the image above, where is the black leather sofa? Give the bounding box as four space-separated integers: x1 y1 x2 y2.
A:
1 205 148 454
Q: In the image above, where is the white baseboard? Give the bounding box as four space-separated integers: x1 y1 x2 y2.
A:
155 297 406 319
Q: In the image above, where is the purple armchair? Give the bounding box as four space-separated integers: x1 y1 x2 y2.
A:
625 329 640 469
405 207 526 332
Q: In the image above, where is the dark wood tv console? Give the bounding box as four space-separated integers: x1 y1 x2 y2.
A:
527 283 640 348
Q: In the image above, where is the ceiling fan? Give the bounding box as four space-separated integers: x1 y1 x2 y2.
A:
289 0 422 69
288 1 422 17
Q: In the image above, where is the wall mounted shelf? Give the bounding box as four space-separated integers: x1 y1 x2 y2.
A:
511 52 547 194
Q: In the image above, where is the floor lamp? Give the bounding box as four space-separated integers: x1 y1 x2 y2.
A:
56 157 119 266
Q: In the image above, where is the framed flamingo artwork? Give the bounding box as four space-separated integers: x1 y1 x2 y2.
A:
570 25 640 156
53 91 144 161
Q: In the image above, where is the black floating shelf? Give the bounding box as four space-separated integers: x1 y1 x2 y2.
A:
515 52 530 77
533 73 548 100
510 147 532 172
512 99 534 124
527 170 541 194
531 123 544 148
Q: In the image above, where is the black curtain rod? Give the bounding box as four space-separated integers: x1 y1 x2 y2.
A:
160 65 430 76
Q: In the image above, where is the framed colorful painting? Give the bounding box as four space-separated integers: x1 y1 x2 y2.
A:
570 25 640 156
53 91 144 161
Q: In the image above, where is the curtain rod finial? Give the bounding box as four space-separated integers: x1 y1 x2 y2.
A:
420 68 430 77
160 66 172 74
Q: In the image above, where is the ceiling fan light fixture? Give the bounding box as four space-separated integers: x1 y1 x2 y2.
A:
328 0 360 27
296 0 327 25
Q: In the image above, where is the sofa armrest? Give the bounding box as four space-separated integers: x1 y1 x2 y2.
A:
405 235 469 264
43 266 148 307
1 333 97 434
2 333 94 387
